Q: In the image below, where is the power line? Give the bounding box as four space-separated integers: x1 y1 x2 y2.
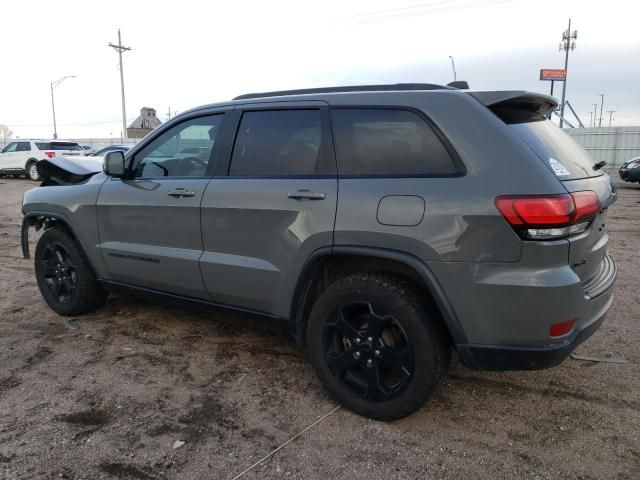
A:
335 0 512 25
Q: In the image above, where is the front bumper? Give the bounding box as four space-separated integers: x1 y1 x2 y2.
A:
619 169 640 182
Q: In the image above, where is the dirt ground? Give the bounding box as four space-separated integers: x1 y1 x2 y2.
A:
0 177 638 480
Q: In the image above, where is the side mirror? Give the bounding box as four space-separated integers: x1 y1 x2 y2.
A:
103 151 126 177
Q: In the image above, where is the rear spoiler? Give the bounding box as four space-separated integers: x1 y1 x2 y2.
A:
468 91 558 116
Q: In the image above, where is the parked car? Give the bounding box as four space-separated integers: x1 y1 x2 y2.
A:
80 145 96 155
619 157 640 183
91 145 131 157
21 83 617 420
0 140 83 180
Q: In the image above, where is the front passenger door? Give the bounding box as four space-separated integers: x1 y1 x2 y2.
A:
0 142 19 169
97 112 227 298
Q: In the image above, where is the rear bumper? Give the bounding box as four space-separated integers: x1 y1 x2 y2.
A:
457 301 609 370
429 250 617 371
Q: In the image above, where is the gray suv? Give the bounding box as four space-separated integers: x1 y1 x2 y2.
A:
21 84 617 420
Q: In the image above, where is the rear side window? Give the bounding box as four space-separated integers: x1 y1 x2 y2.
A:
35 142 82 151
16 142 31 152
331 108 457 176
509 120 602 180
229 110 321 176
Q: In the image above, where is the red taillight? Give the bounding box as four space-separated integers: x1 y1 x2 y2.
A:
495 191 600 240
495 195 573 226
550 319 576 338
571 191 600 222
44 151 55 158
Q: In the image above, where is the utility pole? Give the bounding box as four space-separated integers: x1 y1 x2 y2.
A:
606 109 615 127
598 94 604 127
166 107 172 121
588 111 593 128
448 56 457 82
109 29 132 140
558 19 577 128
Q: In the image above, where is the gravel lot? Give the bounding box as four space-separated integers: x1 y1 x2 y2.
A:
1 177 638 480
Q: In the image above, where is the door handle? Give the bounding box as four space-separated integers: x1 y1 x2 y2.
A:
287 190 326 201
167 188 196 198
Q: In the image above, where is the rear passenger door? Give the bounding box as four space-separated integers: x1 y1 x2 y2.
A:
331 107 465 260
200 103 337 317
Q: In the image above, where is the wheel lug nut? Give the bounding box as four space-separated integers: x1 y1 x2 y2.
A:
355 338 361 344
374 350 381 357
367 337 373 343
366 358 374 368
353 351 361 359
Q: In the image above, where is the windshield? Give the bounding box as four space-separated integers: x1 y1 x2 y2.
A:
509 120 602 180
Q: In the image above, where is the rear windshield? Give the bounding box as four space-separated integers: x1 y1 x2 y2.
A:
35 142 83 151
508 119 602 180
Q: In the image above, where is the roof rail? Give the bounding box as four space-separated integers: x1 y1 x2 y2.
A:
233 83 452 100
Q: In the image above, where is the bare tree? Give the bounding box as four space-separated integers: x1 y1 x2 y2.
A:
0 124 13 146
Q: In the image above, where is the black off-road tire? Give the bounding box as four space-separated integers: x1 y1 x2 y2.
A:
26 160 40 181
307 274 451 421
35 228 108 316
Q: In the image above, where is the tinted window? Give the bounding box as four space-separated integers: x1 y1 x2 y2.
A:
35 142 82 151
16 142 31 152
510 120 602 180
3 143 18 153
229 110 321 176
332 109 457 176
134 114 223 178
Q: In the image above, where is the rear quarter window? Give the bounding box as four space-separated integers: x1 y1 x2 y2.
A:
35 142 83 151
508 120 602 180
331 108 458 176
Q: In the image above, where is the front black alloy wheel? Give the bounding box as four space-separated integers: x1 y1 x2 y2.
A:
307 274 450 420
35 228 108 316
39 241 78 304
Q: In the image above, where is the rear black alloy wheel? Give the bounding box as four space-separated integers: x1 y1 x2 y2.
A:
40 241 78 304
35 228 108 316
323 301 414 402
307 274 450 420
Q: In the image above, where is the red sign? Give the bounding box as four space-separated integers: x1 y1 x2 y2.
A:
540 69 567 81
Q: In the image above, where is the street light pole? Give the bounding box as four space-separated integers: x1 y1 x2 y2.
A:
50 76 76 139
599 94 604 127
448 56 457 82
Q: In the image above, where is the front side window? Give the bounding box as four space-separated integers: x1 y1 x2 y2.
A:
134 114 223 178
332 108 457 176
229 109 322 176
2 142 18 153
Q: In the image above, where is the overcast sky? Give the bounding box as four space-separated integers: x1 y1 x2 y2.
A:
1 0 638 139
